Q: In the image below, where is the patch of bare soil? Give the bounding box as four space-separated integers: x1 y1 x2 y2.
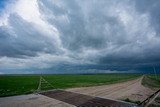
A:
67 76 155 102
0 94 76 107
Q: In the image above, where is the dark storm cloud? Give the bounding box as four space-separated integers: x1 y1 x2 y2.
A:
39 0 160 66
0 0 160 73
135 0 160 35
38 0 129 52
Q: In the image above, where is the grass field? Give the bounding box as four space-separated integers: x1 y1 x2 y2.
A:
0 74 141 97
142 74 160 88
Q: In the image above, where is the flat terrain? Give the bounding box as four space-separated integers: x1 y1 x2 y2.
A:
0 74 140 97
0 90 137 107
0 75 159 107
0 94 76 107
40 90 137 107
67 76 155 102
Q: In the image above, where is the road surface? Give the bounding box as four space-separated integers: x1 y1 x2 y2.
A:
67 76 154 102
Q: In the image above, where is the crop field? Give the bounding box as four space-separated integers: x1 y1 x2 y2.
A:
0 74 141 97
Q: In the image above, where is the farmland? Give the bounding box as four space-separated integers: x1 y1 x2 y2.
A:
0 74 141 97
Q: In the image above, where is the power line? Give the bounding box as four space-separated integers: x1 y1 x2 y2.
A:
34 75 54 94
153 67 158 80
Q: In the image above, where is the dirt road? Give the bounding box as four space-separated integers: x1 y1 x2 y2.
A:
0 94 76 107
41 90 137 107
67 76 154 102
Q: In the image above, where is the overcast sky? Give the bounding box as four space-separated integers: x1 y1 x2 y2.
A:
0 0 160 74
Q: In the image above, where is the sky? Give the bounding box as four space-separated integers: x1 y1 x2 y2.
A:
0 0 160 74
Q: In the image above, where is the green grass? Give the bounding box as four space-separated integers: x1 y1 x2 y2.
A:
0 75 39 97
0 74 141 97
142 74 160 88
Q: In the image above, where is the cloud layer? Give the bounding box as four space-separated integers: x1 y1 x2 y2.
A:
0 0 160 73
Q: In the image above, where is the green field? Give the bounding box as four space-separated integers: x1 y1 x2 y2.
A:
0 74 141 97
142 74 160 88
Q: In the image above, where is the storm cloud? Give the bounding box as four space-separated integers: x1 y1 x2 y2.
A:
0 0 160 73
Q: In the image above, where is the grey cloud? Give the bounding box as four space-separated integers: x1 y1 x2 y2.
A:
0 14 63 58
135 0 160 35
0 0 160 72
39 0 129 52
39 0 160 65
